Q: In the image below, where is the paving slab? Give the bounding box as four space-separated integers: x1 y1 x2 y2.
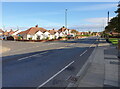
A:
76 39 119 88
78 45 105 87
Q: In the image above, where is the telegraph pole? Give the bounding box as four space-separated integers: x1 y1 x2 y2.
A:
65 9 67 28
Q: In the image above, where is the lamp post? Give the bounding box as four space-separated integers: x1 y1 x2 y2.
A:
117 1 120 58
107 11 110 39
107 11 109 25
65 9 67 28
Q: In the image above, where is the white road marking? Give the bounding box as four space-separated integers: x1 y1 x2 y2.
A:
18 51 48 61
37 61 74 88
80 39 97 57
80 50 87 56
70 43 75 46
89 40 97 48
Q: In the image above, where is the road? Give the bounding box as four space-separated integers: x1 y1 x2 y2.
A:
2 37 98 88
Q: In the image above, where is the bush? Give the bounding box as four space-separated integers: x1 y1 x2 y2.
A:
29 38 32 40
58 37 62 39
7 36 14 40
18 36 22 40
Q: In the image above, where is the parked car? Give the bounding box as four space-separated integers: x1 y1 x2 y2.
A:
67 35 74 39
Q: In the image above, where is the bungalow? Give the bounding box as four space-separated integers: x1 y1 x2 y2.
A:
70 29 78 37
9 29 15 36
48 29 59 39
54 31 60 39
18 25 47 40
12 30 21 36
43 31 51 39
58 26 71 37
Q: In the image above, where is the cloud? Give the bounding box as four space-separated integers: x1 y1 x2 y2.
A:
85 17 113 26
2 26 29 31
2 18 63 31
70 3 117 11
69 24 105 32
69 17 114 32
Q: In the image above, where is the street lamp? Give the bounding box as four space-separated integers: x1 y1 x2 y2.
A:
117 1 120 58
107 11 109 25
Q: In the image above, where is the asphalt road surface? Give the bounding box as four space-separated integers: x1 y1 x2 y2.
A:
2 36 98 88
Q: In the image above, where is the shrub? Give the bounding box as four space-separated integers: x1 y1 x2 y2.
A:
29 38 32 40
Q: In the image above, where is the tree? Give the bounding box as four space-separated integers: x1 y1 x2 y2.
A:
115 1 120 33
105 17 118 32
104 1 120 33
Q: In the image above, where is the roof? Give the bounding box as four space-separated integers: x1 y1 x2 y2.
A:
77 32 82 35
18 26 47 35
48 29 57 35
4 31 9 36
9 29 15 35
58 27 68 32
0 29 4 33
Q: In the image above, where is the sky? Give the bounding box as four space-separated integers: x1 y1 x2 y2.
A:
1 2 118 32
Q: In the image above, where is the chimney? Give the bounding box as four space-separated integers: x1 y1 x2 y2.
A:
35 24 38 28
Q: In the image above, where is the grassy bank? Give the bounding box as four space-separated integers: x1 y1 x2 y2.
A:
108 38 119 45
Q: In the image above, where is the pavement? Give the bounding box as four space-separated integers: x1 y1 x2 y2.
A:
2 37 98 88
0 40 10 54
0 47 10 54
68 38 120 88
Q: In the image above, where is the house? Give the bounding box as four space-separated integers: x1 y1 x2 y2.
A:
0 29 4 36
43 31 51 39
3 29 16 37
54 31 60 39
48 29 58 39
12 30 21 36
9 29 15 36
58 26 71 37
70 29 78 37
18 25 47 40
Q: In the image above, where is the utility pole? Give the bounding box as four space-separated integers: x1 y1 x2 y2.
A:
17 26 19 30
107 11 110 25
107 11 110 39
3 25 5 31
65 9 67 28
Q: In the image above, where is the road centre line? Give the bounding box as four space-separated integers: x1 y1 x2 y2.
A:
89 40 97 48
79 39 97 57
80 50 87 56
37 61 74 88
18 51 48 61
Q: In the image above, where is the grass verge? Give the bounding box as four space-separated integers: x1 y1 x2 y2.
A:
108 38 119 45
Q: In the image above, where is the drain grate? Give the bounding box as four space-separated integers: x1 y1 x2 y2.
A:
66 75 78 83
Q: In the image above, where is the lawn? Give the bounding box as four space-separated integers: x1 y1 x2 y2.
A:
108 38 119 45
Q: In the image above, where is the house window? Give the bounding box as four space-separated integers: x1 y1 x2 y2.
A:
37 36 40 40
